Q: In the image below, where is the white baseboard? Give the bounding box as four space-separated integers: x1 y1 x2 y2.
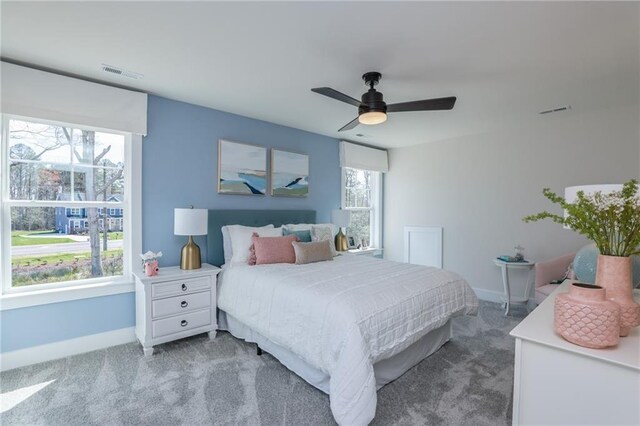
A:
0 327 136 372
472 287 505 303
472 287 536 308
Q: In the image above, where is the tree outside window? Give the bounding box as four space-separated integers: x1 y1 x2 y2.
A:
343 168 378 247
6 118 127 288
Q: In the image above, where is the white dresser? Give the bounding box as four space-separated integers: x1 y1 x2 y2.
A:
510 280 640 425
134 264 221 356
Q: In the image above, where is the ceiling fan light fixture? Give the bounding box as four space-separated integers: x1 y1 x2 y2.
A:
358 111 387 125
311 72 456 132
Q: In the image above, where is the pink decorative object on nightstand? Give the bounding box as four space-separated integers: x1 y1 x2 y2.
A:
144 260 159 277
554 282 620 349
595 255 640 336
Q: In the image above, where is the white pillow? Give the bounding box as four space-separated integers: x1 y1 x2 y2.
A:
287 223 338 236
284 223 313 232
221 226 234 265
227 224 281 265
311 225 337 256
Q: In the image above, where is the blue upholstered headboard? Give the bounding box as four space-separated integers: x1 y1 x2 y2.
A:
206 209 317 267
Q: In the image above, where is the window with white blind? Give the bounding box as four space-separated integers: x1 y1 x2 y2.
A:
339 141 387 250
0 62 145 308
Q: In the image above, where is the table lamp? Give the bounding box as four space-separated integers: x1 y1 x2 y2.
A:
564 184 623 228
332 209 351 252
174 207 208 269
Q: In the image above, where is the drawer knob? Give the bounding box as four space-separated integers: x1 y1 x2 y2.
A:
181 301 188 308
181 283 187 291
181 320 188 327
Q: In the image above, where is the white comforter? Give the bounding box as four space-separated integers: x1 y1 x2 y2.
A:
217 255 478 426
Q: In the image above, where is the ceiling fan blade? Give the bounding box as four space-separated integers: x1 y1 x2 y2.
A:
311 87 361 107
386 96 457 113
338 117 360 132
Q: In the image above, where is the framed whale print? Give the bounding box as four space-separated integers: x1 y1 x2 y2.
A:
270 149 309 197
218 140 267 195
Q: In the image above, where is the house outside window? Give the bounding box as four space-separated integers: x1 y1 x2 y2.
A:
2 116 131 292
342 167 382 249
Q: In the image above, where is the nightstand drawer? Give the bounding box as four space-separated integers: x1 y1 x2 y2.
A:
152 291 211 319
151 276 211 299
152 308 211 338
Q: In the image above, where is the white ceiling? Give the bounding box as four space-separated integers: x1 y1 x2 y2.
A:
2 1 639 148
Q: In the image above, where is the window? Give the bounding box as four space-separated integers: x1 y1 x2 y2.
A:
342 167 382 248
1 116 131 292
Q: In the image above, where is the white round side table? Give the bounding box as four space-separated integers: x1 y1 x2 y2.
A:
493 259 535 315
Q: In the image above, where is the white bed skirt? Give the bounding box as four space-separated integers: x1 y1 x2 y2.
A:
218 309 452 394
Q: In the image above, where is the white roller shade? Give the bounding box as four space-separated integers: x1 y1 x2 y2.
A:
1 62 147 135
340 141 389 172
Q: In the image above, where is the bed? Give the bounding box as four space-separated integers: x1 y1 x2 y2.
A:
207 210 478 426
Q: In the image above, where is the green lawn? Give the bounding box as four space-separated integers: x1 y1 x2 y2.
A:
11 230 123 246
11 231 74 246
11 248 124 286
100 232 123 240
11 249 123 267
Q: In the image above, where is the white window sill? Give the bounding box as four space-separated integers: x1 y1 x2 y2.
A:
345 247 384 256
0 280 134 311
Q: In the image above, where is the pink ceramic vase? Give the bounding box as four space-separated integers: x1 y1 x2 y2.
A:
595 255 640 337
554 283 620 349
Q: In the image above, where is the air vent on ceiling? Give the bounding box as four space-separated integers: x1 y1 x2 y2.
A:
101 64 143 80
539 105 572 115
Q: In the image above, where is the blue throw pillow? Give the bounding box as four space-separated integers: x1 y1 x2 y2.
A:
283 228 312 242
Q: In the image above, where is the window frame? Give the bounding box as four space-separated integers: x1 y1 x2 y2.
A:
341 167 382 249
0 114 139 298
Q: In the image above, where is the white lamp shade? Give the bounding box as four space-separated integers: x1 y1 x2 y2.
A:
332 209 351 227
174 208 208 236
564 184 623 205
563 184 623 228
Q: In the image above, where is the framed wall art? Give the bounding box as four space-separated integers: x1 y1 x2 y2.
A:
270 149 309 197
218 140 268 195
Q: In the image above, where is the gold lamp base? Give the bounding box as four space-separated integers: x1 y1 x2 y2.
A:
335 228 348 252
180 235 202 270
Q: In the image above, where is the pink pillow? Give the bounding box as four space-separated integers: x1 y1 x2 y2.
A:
250 234 299 265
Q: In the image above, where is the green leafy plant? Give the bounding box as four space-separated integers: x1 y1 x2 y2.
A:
523 179 640 257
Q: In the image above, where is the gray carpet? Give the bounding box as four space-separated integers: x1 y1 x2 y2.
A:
1 301 528 425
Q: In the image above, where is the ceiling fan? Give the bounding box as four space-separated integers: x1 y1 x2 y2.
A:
311 72 457 132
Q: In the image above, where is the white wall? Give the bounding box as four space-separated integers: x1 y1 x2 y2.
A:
384 104 640 300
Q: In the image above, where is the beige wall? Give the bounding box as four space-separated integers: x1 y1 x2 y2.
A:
383 105 640 300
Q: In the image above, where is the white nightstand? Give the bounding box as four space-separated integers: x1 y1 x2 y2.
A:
493 258 535 315
134 263 221 356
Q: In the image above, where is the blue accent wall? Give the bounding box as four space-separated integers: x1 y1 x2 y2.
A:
142 95 341 266
1 95 341 353
1 293 135 352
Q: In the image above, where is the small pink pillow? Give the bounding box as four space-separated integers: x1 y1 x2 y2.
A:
251 234 299 265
